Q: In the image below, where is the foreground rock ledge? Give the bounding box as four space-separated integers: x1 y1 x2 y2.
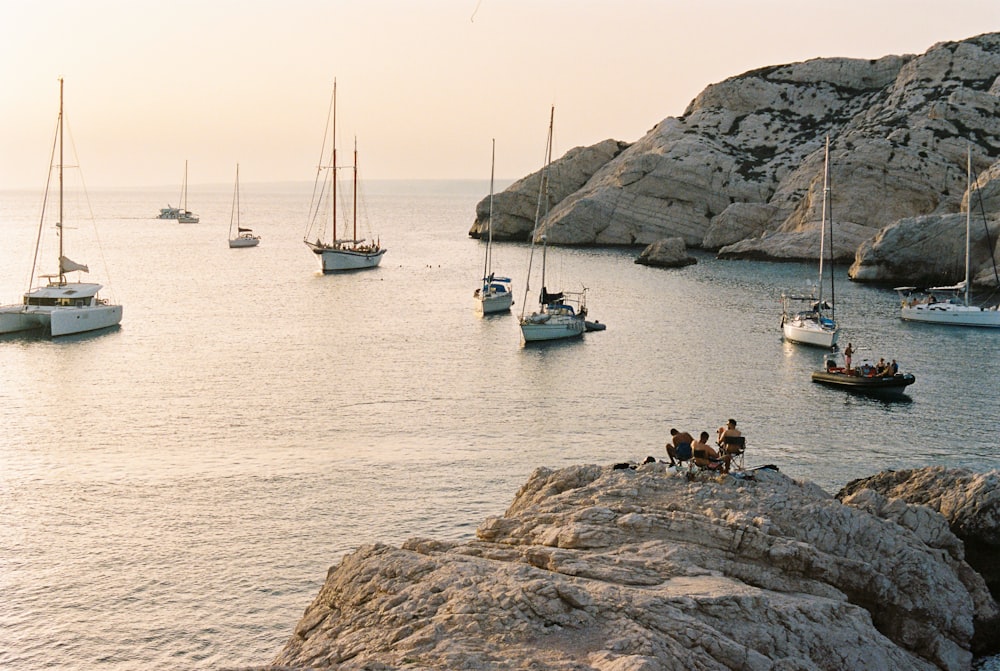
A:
269 465 998 670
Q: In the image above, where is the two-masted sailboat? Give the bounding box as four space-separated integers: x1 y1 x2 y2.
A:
0 78 123 337
304 81 386 272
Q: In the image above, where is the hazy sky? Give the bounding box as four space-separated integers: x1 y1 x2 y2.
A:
2 1 998 188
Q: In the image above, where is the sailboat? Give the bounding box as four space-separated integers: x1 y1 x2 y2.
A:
0 78 123 337
894 147 1000 327
176 160 199 223
781 136 840 348
474 139 513 314
519 107 590 343
228 164 260 248
304 80 386 272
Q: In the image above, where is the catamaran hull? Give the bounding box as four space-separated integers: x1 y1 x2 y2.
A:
900 304 1000 327
50 305 123 336
316 248 386 272
811 371 915 399
0 308 46 334
0 304 122 336
520 315 585 342
479 292 513 314
782 322 839 348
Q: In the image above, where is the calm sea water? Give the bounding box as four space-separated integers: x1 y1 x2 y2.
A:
1 180 998 669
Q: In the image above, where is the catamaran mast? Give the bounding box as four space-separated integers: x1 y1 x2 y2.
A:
58 77 65 285
353 138 358 243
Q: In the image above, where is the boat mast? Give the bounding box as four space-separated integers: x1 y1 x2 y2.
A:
235 163 240 232
353 137 358 244
331 80 337 245
965 145 972 307
520 106 555 319
817 136 829 307
539 107 554 300
58 77 65 285
483 138 495 283
826 137 836 322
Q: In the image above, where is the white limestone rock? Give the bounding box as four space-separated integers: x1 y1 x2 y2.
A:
472 34 1000 287
469 139 628 242
271 464 997 670
634 237 696 269
848 214 1000 285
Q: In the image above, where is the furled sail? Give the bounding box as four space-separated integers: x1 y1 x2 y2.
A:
59 256 89 274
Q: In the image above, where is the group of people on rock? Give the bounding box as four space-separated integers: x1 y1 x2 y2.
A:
666 418 742 473
842 343 899 377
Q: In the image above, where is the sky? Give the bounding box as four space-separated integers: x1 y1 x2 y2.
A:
1 0 999 189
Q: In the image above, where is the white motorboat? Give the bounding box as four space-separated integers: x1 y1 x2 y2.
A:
782 137 840 348
157 205 181 220
0 79 122 338
474 139 513 314
895 147 1000 327
228 164 260 248
303 80 386 272
519 107 592 343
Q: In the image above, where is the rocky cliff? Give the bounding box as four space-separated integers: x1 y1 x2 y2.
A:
471 33 1000 287
268 465 998 670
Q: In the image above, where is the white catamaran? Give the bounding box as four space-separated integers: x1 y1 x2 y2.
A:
474 139 513 314
781 136 840 348
304 80 386 272
895 147 1000 327
0 78 123 337
519 107 590 343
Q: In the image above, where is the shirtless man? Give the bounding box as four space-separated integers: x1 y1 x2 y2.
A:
667 428 694 466
716 419 743 473
692 431 723 471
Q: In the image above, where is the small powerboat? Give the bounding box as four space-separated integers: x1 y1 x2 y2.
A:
811 355 915 399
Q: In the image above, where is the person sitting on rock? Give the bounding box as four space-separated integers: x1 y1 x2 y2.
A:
692 431 724 471
667 428 694 466
717 419 743 473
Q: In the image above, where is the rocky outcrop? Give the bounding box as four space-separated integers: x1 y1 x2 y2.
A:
270 464 998 670
848 215 1000 286
469 139 629 242
838 467 1000 594
634 237 696 268
470 33 1000 287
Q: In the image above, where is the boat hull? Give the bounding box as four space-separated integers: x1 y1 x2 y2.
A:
0 307 46 334
229 236 260 248
782 321 839 348
811 370 915 399
315 247 386 272
478 290 513 314
520 314 585 342
900 303 1000 327
49 304 123 336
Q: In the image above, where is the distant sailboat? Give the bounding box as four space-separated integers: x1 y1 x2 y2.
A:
781 136 840 348
228 164 260 248
474 139 513 314
894 146 1000 327
304 80 386 272
0 78 123 337
177 160 199 224
519 107 591 343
